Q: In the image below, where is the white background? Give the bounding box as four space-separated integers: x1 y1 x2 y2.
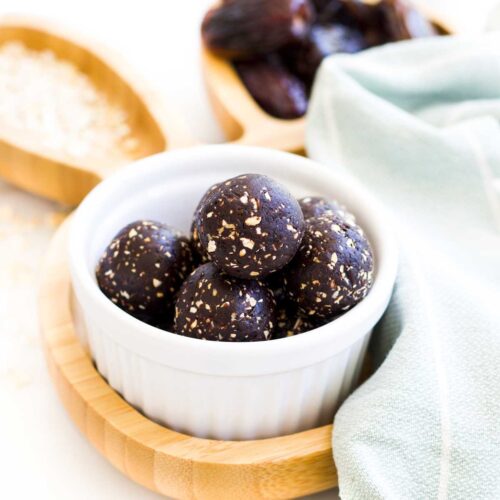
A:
0 1 497 499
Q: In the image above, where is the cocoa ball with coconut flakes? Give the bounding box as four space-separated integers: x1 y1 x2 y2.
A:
266 271 325 338
195 174 305 279
174 263 277 341
284 214 374 320
190 220 210 265
274 303 323 338
298 196 356 224
190 185 218 265
96 220 194 327
272 285 329 338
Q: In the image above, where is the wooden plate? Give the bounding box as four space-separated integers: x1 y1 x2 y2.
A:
202 6 454 154
0 16 192 206
39 220 337 500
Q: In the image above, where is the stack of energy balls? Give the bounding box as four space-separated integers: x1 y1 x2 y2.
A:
96 174 374 342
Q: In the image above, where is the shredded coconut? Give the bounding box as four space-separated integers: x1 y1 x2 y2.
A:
0 42 138 162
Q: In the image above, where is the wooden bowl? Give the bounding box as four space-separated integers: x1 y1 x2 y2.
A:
39 220 337 499
202 48 306 153
202 6 454 154
0 16 191 206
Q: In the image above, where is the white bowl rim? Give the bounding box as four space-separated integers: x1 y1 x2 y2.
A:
69 145 398 376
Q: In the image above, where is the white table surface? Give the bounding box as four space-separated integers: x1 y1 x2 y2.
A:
0 0 496 498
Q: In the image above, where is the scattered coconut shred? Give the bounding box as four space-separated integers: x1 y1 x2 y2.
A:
0 42 138 162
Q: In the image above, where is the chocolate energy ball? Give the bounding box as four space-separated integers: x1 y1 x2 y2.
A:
96 220 194 326
190 188 217 265
195 174 305 279
190 220 210 265
286 314 322 336
275 307 318 338
267 271 321 338
299 196 355 224
265 268 286 298
175 263 277 342
267 274 290 334
284 214 374 319
274 299 329 338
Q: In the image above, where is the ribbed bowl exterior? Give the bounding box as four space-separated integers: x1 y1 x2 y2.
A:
76 302 371 440
69 146 397 441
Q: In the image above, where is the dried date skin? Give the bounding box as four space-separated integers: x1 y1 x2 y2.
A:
312 0 437 46
312 0 342 23
311 0 335 10
235 55 308 119
285 24 366 84
202 0 314 60
313 0 378 27
307 1 388 48
340 0 381 28
377 0 438 41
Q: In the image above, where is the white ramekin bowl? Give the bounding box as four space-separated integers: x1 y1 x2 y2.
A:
69 145 397 441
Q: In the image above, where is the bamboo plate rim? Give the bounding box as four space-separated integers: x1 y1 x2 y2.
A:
39 219 337 500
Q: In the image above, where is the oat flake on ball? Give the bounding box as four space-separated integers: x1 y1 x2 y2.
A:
175 263 277 341
195 174 305 279
96 220 194 326
284 214 374 319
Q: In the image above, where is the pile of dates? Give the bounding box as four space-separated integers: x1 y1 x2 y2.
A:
202 0 442 119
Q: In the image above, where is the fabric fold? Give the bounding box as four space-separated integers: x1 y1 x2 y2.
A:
307 33 500 499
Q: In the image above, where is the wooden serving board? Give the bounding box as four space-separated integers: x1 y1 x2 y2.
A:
39 220 337 500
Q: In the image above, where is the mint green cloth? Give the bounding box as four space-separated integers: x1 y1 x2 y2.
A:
307 34 500 500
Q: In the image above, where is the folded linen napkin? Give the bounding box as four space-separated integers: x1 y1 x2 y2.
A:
307 34 500 500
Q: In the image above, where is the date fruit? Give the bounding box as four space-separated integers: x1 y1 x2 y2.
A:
287 24 366 84
234 55 308 119
377 0 438 41
201 0 442 120
313 0 378 26
340 0 381 27
309 1 389 47
312 0 342 23
202 0 314 60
